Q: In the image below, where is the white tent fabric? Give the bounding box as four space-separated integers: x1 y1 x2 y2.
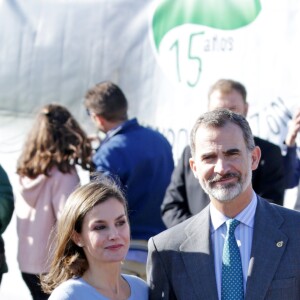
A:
0 1 300 297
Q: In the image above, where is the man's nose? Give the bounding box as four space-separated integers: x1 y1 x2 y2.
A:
214 158 229 174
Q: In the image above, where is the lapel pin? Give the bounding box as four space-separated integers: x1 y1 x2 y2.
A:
276 241 284 247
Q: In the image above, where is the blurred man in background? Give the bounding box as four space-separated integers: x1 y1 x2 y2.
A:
162 79 286 228
84 81 174 279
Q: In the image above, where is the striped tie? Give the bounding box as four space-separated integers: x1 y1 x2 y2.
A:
221 219 244 300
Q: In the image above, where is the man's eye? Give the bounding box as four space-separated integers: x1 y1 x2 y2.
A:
226 152 239 157
202 156 214 162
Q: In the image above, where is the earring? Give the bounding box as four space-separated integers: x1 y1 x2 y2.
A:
77 243 83 247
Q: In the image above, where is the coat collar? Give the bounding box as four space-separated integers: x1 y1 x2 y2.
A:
245 197 287 300
101 118 139 144
179 205 218 299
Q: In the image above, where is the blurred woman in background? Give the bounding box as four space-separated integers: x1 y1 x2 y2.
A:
16 103 93 300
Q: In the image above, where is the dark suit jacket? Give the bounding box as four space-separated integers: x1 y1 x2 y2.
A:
294 180 300 211
148 197 300 300
161 137 285 228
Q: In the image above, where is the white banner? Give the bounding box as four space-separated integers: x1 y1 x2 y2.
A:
149 0 300 158
0 0 299 161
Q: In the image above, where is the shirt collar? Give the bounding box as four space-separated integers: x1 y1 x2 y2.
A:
102 118 138 142
105 123 124 139
210 192 257 233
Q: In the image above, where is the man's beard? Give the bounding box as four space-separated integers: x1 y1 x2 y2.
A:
200 168 252 202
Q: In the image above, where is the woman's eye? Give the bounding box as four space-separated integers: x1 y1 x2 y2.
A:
94 225 106 230
116 220 126 227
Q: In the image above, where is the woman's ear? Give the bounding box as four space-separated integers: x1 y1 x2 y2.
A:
72 231 84 247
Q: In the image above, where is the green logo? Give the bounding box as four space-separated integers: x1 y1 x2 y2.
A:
150 0 262 88
152 0 261 51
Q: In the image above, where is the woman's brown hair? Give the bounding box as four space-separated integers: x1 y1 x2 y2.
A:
41 178 128 294
17 103 93 178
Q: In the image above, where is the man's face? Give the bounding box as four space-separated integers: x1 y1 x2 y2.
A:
208 90 248 116
189 122 260 203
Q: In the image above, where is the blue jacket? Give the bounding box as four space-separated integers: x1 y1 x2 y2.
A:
93 118 174 240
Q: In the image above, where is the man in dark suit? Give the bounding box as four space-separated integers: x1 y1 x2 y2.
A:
147 109 300 299
162 79 285 228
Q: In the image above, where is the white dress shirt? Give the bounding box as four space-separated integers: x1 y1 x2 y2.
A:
210 192 257 300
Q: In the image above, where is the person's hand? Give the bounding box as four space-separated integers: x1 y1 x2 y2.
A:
285 108 300 146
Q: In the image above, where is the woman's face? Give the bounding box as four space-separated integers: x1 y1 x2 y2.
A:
74 197 130 265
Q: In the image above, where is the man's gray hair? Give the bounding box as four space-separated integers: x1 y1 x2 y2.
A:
190 108 255 157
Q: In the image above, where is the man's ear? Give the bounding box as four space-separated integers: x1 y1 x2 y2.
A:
189 157 198 179
72 231 84 247
94 114 104 126
251 146 261 171
244 102 249 117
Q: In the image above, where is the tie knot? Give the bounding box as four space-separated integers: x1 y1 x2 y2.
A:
226 219 240 234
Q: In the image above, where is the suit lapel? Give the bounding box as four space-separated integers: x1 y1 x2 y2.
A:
180 206 218 299
245 197 288 300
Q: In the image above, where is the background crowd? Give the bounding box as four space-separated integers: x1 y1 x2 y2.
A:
0 79 299 299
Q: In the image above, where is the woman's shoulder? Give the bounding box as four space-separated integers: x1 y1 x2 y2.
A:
49 277 101 300
122 274 149 299
48 278 82 300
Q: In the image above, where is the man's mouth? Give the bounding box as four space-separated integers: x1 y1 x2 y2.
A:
209 173 240 185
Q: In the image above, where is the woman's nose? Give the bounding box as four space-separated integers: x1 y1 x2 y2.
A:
108 227 119 240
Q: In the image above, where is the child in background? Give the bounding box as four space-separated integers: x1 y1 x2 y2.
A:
16 103 93 300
